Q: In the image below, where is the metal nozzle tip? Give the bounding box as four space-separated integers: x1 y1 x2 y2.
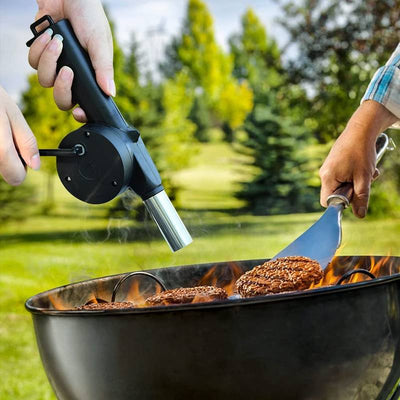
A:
143 190 192 252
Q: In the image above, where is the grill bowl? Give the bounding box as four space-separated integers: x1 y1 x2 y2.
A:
26 256 400 400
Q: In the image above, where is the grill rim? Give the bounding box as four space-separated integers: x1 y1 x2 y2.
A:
25 255 400 316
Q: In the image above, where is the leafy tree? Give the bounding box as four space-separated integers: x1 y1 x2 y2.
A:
280 0 400 216
160 0 253 136
230 8 282 89
280 0 400 142
232 9 318 214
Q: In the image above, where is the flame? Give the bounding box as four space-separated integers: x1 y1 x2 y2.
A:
198 266 218 287
125 279 148 307
94 280 111 303
197 262 243 296
48 290 109 310
85 293 100 305
48 293 71 310
46 256 398 310
310 255 396 289
369 254 395 278
191 294 212 304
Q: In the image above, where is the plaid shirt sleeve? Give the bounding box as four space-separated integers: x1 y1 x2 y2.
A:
362 43 400 123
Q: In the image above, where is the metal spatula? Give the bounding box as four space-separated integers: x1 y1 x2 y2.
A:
272 133 395 269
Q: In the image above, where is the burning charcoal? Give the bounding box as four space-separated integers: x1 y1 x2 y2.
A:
145 286 228 306
76 301 136 311
235 256 323 297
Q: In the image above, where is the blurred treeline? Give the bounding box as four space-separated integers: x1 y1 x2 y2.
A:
4 0 400 219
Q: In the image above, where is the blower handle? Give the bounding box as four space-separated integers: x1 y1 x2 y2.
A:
27 15 128 130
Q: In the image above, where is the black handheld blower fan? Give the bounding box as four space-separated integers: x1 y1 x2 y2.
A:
27 16 192 252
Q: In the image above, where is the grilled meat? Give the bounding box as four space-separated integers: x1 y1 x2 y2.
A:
76 301 135 311
145 286 228 306
235 256 323 297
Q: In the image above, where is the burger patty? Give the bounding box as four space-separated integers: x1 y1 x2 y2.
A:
76 301 135 311
235 256 323 297
145 285 228 306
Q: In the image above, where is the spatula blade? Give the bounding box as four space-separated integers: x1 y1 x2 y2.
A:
272 204 344 269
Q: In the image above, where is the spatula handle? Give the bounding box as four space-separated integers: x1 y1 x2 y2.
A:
327 183 352 207
326 133 393 208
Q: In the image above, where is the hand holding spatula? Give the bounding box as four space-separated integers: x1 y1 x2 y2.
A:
272 132 395 270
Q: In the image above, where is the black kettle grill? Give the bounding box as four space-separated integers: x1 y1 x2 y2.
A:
27 15 192 252
26 256 400 400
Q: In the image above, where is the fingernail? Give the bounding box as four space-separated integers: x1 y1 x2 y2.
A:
49 34 63 52
357 207 366 218
53 34 63 42
60 67 72 81
30 153 41 171
108 79 116 97
39 28 53 44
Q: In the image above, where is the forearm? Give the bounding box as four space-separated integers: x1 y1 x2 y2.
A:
320 44 400 218
345 100 398 144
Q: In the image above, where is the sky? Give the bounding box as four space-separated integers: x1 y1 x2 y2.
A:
0 0 285 102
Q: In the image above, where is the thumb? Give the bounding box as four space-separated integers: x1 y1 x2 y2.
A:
35 0 64 21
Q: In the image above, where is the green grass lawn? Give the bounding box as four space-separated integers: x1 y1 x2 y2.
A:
1 143 399 399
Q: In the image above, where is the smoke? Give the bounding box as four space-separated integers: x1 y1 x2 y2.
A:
120 187 137 211
77 189 141 245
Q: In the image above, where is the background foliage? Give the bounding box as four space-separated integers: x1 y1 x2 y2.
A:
12 0 400 217
280 0 400 214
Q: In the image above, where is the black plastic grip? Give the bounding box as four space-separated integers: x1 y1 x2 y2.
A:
51 19 128 129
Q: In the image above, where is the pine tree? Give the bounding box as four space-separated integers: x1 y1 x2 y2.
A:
232 9 318 214
238 92 318 214
118 33 163 131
